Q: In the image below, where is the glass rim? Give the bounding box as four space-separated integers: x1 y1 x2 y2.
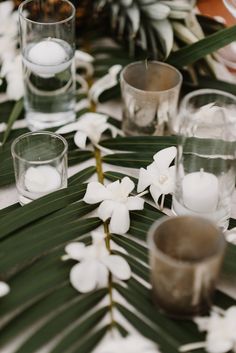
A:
147 215 226 268
18 0 76 26
11 131 68 164
180 88 236 111
120 60 183 94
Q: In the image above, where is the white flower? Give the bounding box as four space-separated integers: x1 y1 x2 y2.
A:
89 65 122 103
180 307 236 353
75 50 94 77
95 334 160 353
195 307 236 353
83 177 144 235
63 231 131 293
0 281 10 297
0 1 18 38
137 147 177 205
0 2 19 63
1 54 24 100
56 112 122 149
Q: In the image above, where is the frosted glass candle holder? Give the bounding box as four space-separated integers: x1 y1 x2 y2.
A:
148 216 226 318
19 0 76 131
120 61 182 136
172 89 236 230
11 131 68 205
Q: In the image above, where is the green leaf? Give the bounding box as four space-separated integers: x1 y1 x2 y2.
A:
50 307 108 353
1 99 24 146
14 292 107 353
103 152 153 168
101 136 177 152
168 25 236 67
0 184 87 240
68 166 96 186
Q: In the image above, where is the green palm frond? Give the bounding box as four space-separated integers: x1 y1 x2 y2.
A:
1 129 236 352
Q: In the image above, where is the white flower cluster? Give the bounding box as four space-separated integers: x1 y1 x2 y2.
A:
195 307 236 353
63 230 131 293
180 306 236 353
83 177 144 235
137 147 177 207
0 1 24 100
57 112 123 150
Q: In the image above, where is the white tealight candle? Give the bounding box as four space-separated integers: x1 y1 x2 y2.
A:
24 165 61 193
182 169 219 213
25 38 70 77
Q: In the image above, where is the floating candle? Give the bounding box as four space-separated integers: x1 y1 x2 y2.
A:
182 169 219 213
28 39 67 66
24 38 71 77
24 165 61 193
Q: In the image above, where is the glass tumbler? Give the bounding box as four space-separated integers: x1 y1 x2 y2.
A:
120 61 182 136
172 89 236 230
148 216 226 318
19 0 76 131
11 131 68 205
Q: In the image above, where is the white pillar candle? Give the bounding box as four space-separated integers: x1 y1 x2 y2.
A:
25 38 70 77
24 165 61 193
182 169 219 213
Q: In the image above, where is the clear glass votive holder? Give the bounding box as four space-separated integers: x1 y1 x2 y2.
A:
11 131 68 205
19 0 76 131
172 89 236 231
148 216 226 319
120 61 182 136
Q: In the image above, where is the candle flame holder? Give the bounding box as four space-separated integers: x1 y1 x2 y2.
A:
11 131 68 205
148 216 226 319
172 89 236 230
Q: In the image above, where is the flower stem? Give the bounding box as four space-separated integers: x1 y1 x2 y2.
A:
94 145 115 327
160 194 165 211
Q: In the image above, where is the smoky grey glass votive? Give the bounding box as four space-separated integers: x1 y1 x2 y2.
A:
120 61 182 136
148 216 226 319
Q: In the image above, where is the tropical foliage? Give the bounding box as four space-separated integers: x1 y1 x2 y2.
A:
1 1 236 351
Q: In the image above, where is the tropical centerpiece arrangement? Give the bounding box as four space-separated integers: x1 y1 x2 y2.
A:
0 1 236 352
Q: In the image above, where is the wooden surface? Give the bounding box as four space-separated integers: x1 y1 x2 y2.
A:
198 0 236 26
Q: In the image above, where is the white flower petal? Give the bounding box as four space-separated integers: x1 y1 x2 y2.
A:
153 146 177 172
168 165 176 181
102 255 131 280
109 203 130 235
70 261 98 293
120 177 135 196
207 333 233 353
83 182 109 204
97 200 116 222
0 281 10 297
106 122 123 138
96 262 109 287
74 130 87 149
75 50 94 63
106 180 121 195
56 121 81 134
224 306 236 336
194 316 210 331
91 230 106 244
150 184 162 204
126 196 144 211
65 242 86 261
137 167 153 192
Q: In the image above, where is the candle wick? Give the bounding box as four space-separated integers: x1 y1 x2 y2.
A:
200 168 204 177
